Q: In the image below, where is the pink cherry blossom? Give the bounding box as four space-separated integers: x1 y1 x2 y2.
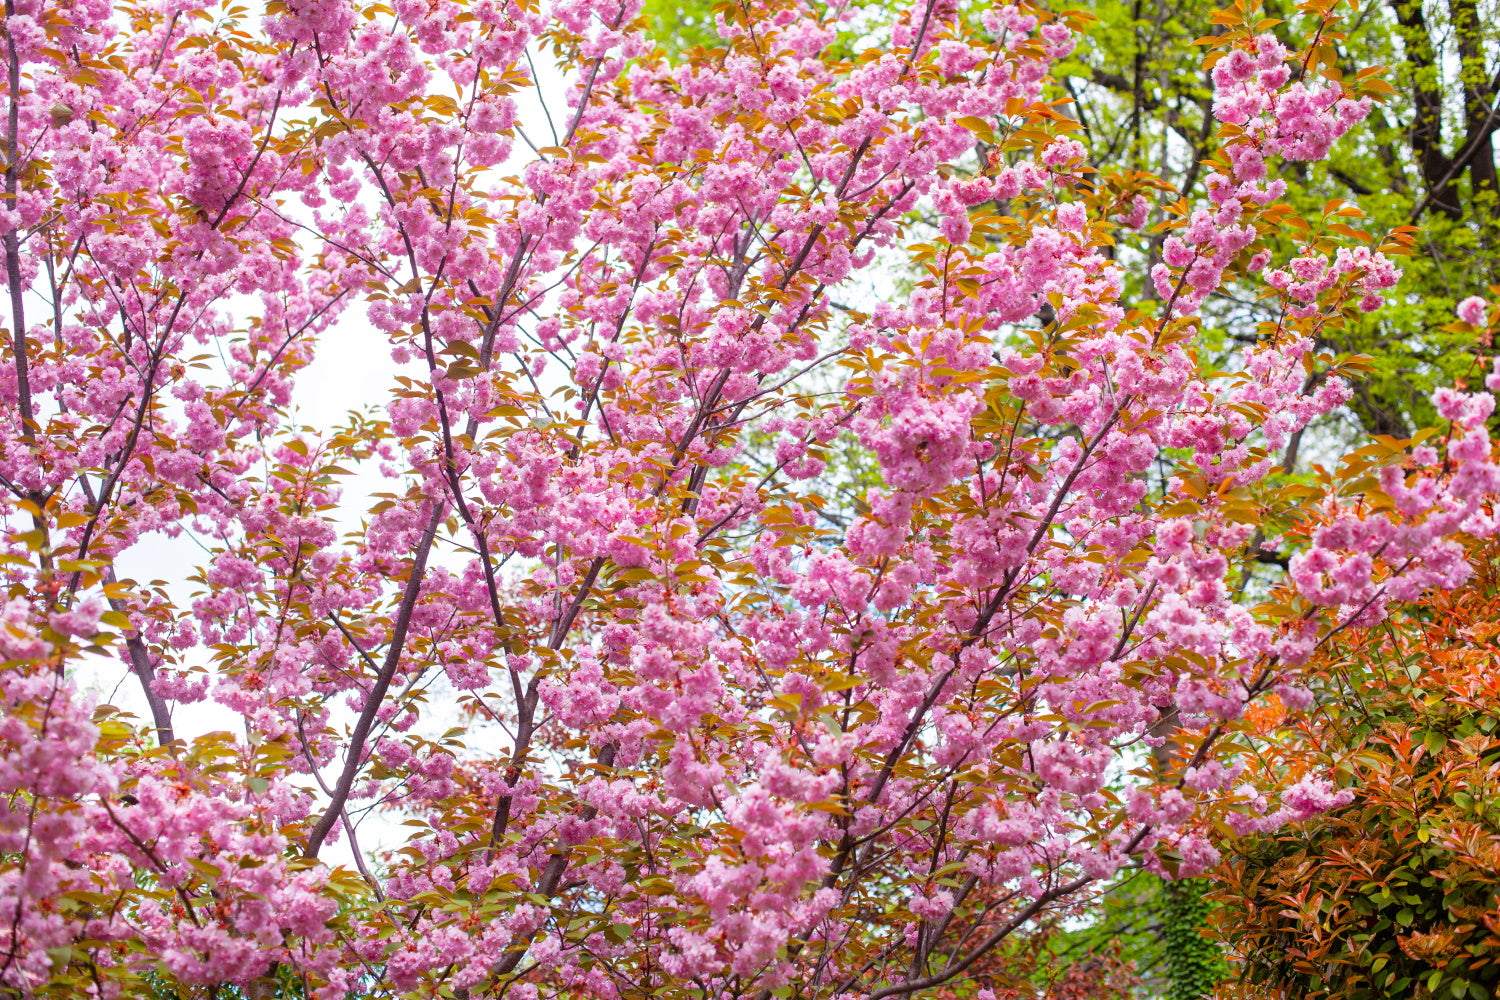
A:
0 0 1492 995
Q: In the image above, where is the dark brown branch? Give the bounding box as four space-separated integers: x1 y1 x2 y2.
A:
305 506 443 857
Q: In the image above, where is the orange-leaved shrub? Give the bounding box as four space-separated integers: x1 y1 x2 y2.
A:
1213 533 1500 1000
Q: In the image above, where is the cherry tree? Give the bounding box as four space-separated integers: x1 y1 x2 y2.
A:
2 0 1497 994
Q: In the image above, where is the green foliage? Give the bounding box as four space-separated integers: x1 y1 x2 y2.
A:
1022 871 1167 995
1162 878 1229 1000
641 0 719 52
1042 852 1227 997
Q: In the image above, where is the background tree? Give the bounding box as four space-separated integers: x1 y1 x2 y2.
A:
1064 0 1500 446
